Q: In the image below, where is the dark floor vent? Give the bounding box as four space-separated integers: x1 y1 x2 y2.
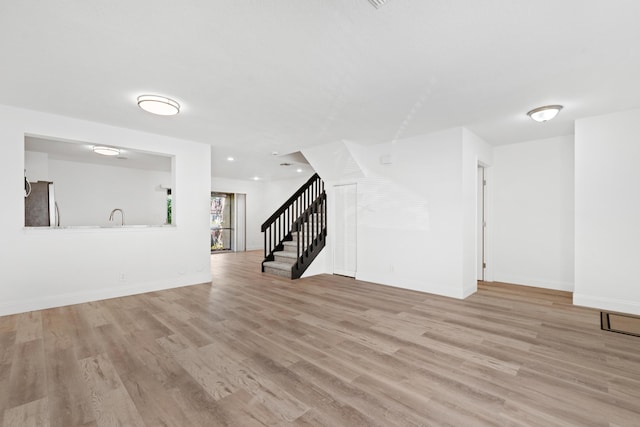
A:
601 311 640 337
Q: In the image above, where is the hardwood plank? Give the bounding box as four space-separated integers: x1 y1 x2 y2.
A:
166 344 239 401
42 346 97 427
239 352 376 427
165 381 232 427
2 397 49 427
78 353 145 427
7 339 47 409
15 312 42 344
199 342 310 422
215 389 284 427
0 315 17 334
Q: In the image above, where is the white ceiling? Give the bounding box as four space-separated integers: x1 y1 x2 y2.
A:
3 1 640 179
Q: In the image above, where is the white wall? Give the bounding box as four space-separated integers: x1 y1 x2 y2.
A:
27 156 171 226
574 109 640 315
0 104 211 316
263 175 315 215
24 151 49 182
492 135 575 291
211 174 311 251
303 128 492 299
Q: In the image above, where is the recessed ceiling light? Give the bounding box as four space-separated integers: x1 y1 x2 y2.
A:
296 168 303 173
227 156 235 161
137 95 180 116
253 176 260 181
93 146 120 156
271 151 279 156
527 105 563 122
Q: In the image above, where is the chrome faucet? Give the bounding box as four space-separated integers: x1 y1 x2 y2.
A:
109 208 125 226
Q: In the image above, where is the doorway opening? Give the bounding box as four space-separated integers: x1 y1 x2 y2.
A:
210 192 246 253
210 192 234 252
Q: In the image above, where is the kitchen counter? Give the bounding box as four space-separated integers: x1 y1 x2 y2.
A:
24 225 175 230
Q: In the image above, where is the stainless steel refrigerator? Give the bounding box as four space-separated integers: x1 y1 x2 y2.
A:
25 181 59 227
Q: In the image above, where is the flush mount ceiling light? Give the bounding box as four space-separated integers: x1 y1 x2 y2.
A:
527 105 563 123
93 146 120 156
137 95 180 116
227 156 235 161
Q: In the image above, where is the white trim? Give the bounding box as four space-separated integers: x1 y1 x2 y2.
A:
355 273 469 300
0 272 211 316
573 293 640 316
493 275 574 292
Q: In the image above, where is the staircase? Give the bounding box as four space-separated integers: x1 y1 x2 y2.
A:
261 173 327 279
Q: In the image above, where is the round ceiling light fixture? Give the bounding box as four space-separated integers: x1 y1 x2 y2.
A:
527 105 563 122
137 95 180 116
93 146 120 156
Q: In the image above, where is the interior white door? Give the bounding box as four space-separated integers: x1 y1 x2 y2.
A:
333 184 357 277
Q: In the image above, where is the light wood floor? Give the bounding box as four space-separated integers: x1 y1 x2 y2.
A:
1 251 639 426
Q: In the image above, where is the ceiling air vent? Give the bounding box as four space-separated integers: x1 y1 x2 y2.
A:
368 0 387 8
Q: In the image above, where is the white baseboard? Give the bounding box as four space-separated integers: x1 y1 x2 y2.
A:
355 273 469 299
573 293 640 316
0 272 212 317
493 274 574 292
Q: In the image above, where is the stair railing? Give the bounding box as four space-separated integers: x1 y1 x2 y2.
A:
261 173 325 270
291 190 327 279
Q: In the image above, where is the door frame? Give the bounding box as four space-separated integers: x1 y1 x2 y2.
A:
477 164 493 282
